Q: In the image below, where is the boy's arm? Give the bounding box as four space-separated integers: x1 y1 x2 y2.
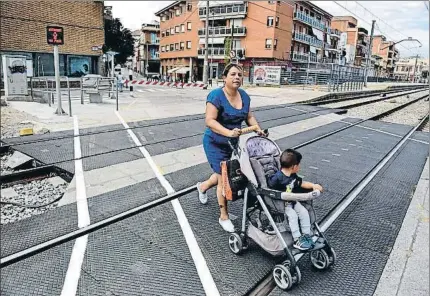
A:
301 181 323 192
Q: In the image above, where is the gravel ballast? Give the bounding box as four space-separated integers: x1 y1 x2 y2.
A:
379 99 429 128
1 177 68 225
342 91 429 119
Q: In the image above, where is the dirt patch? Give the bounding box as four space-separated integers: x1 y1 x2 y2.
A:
1 105 49 139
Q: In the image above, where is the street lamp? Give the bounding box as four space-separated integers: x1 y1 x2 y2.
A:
380 37 422 50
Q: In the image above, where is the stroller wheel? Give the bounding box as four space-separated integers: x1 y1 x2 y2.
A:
228 233 244 255
310 249 331 270
273 264 293 290
327 247 336 267
281 260 301 285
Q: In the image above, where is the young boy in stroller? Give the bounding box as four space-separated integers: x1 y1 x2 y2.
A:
224 127 335 290
267 149 323 251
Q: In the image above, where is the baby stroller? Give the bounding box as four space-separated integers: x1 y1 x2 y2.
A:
223 126 336 291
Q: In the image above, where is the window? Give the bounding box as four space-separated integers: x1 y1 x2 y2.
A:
161 15 166 22
175 26 180 33
187 22 192 30
180 42 185 50
268 1 275 3
265 38 272 49
170 44 174 51
176 8 181 16
187 41 192 49
175 43 179 50
187 3 192 11
161 46 165 52
275 16 279 27
267 16 274 27
181 24 185 32
161 31 165 38
166 45 169 52
170 27 175 35
274 39 278 50
170 12 173 18
166 30 170 37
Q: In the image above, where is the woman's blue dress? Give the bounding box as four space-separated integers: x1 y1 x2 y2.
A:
203 87 251 174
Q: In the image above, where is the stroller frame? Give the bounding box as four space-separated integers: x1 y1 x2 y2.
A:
226 133 336 290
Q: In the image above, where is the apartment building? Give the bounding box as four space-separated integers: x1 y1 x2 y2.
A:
394 57 429 82
156 1 299 82
371 35 399 77
290 1 341 66
130 30 141 72
331 16 369 67
139 22 161 76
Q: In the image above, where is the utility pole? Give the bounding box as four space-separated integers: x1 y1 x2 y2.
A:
364 19 376 87
202 0 209 84
412 54 419 83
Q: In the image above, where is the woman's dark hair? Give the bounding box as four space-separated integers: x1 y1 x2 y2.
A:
222 63 243 76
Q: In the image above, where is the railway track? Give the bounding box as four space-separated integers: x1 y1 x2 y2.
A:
2 98 427 269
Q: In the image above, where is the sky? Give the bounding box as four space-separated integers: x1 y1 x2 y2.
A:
105 1 429 58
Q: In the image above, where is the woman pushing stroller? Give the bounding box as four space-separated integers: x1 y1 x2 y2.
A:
196 63 267 232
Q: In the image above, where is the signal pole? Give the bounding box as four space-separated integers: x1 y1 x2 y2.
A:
364 20 376 87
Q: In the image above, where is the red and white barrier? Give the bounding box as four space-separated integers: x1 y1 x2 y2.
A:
124 80 207 88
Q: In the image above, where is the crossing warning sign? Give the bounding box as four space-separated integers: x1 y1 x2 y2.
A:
47 26 64 45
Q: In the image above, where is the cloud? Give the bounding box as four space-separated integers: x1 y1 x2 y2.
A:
313 1 429 58
104 1 174 30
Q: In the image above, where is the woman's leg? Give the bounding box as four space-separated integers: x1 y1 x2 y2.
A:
216 174 228 220
199 173 218 192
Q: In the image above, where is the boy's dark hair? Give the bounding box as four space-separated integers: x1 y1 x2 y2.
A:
222 63 243 76
280 149 302 168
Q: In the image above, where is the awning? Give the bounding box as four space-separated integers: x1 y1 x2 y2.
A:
312 28 324 41
176 67 190 74
167 67 180 73
310 46 317 54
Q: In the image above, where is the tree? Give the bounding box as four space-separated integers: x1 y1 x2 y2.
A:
103 18 134 65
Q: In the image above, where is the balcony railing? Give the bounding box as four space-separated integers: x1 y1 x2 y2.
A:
293 31 324 48
327 28 341 37
198 47 246 59
293 11 325 31
358 27 368 35
199 4 247 19
198 26 246 37
291 52 338 64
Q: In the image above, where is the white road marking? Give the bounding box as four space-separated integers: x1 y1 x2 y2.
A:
321 159 331 163
341 148 349 151
61 116 90 296
309 166 319 170
115 111 220 296
332 153 341 156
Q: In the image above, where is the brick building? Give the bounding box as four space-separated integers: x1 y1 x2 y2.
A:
371 35 399 77
331 16 370 67
156 0 298 82
140 22 161 76
0 1 104 77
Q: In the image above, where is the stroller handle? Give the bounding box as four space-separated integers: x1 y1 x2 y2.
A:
241 125 259 134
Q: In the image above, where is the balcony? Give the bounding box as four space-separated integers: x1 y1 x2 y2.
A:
293 31 324 48
357 27 368 35
198 47 245 59
198 26 246 37
293 11 325 31
199 4 247 20
327 28 341 38
291 52 338 64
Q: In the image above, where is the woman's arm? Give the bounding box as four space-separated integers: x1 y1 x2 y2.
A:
206 103 239 137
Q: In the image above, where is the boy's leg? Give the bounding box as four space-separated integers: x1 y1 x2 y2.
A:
295 202 311 235
285 204 301 240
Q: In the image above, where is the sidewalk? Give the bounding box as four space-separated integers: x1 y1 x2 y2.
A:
374 158 429 296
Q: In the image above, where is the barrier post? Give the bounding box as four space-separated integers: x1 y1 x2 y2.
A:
116 77 119 111
67 77 72 117
80 77 84 105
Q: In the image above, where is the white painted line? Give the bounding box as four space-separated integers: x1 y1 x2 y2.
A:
341 148 349 151
321 159 331 163
349 143 357 146
146 89 156 92
115 110 220 296
309 166 319 170
332 153 341 157
362 136 369 139
61 116 90 296
356 139 363 142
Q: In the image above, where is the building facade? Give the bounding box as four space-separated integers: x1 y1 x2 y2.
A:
371 35 399 77
290 1 341 67
140 22 161 76
331 16 370 67
0 1 104 77
393 57 429 82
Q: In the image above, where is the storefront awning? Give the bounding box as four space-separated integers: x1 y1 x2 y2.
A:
167 67 181 73
176 67 190 74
